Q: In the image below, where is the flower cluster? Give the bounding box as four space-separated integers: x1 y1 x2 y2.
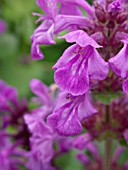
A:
1 79 128 170
0 80 30 146
24 79 97 169
31 0 128 137
24 79 73 169
1 0 128 169
24 79 128 170
0 80 29 169
81 95 128 142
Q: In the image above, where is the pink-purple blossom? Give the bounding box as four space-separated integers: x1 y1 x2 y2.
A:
1 0 128 169
47 92 97 136
0 19 6 34
53 30 109 95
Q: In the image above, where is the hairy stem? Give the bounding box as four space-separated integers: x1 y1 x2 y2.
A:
104 105 112 170
104 138 112 170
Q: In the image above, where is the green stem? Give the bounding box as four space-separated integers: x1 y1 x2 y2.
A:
104 105 112 170
104 138 112 170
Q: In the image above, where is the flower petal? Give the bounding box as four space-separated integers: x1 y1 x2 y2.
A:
47 93 82 136
58 0 94 17
109 43 128 78
0 19 7 34
59 30 101 48
88 48 109 80
48 103 82 136
73 133 92 150
76 153 91 165
36 0 58 19
31 42 44 60
55 15 93 33
123 129 128 143
108 0 123 16
78 93 97 120
59 3 83 16
30 79 52 106
123 78 128 94
54 53 89 95
53 44 78 70
47 92 97 136
30 134 54 163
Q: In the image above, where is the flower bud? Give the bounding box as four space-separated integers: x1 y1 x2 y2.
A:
93 1 107 23
117 12 128 24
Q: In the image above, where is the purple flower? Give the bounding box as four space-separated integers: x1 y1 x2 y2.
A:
24 102 74 167
112 146 125 162
30 79 54 114
24 107 48 133
47 92 97 136
0 80 29 147
53 30 109 95
0 80 19 114
59 3 83 16
24 112 55 163
0 80 18 107
123 129 128 143
24 79 58 141
122 79 128 94
0 19 7 34
73 133 92 150
31 21 56 60
30 128 54 163
123 78 128 94
36 0 58 19
76 153 91 166
0 135 27 170
108 0 123 16
31 0 94 60
58 0 94 18
109 40 128 79
24 80 57 164
54 15 93 34
29 0 128 169
31 0 58 60
27 155 56 170
76 143 128 170
109 40 128 93
74 139 100 167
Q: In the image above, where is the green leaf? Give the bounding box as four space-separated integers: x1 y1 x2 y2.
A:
55 150 84 170
94 92 122 104
119 149 128 166
120 139 128 148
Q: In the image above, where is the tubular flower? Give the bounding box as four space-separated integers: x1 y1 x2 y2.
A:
30 0 128 136
1 0 127 169
0 80 30 147
53 30 109 95
0 135 27 170
123 78 128 93
29 79 55 115
109 41 128 79
31 0 94 60
47 92 97 136
31 0 128 94
109 41 128 93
